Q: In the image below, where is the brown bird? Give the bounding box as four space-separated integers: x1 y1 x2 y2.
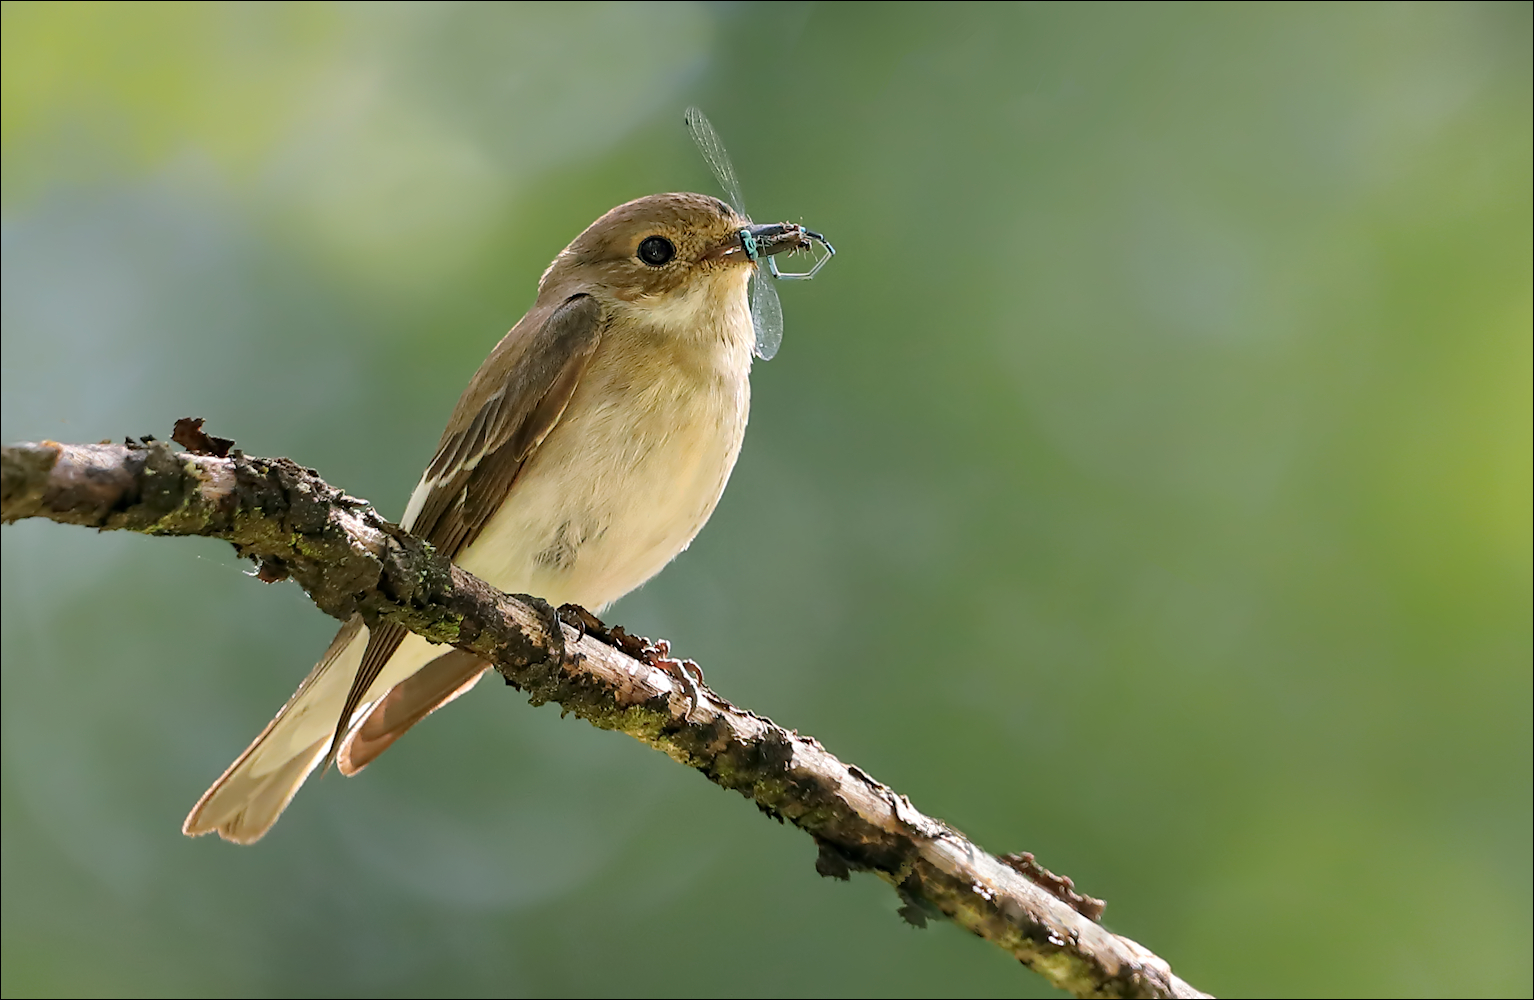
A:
183 192 821 843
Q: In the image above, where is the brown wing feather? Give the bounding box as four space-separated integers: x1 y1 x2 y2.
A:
323 294 605 767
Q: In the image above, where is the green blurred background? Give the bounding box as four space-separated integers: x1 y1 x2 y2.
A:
2 3 1529 996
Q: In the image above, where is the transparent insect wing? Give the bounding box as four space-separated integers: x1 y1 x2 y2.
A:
684 107 749 219
750 271 784 361
687 106 781 359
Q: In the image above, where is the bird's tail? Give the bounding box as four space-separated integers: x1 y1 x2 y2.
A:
335 649 489 774
183 616 368 844
183 617 492 844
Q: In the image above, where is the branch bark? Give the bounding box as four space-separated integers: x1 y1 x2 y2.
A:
1 437 1211 1000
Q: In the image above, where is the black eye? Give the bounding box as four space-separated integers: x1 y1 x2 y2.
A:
637 235 675 266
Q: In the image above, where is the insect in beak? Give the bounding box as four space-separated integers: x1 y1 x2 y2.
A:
728 223 836 279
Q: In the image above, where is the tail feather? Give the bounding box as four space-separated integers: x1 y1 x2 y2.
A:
337 650 489 775
183 615 367 843
185 617 473 843
183 736 329 844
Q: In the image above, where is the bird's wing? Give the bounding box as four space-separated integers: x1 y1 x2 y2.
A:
326 293 605 767
184 294 605 842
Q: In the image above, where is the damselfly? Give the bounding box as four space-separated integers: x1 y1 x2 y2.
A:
684 107 835 361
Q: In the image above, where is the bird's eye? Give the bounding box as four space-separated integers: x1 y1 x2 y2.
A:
637 235 675 266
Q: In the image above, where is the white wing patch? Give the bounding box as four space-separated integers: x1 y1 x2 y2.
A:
401 388 509 532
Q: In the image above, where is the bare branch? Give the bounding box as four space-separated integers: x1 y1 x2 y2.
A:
1 437 1211 1000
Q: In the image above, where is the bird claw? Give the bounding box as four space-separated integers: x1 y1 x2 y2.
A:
520 595 567 666
557 603 604 644
655 655 705 721
644 639 705 720
552 615 706 720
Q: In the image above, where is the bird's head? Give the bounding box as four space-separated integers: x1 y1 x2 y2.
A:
540 192 814 305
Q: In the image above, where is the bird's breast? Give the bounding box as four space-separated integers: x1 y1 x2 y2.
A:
455 293 754 610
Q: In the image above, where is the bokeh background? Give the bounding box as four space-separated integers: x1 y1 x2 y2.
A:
3 3 1529 996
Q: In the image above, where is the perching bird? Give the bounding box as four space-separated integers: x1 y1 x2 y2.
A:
183 192 821 843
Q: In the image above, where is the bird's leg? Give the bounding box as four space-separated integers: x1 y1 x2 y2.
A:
519 595 567 668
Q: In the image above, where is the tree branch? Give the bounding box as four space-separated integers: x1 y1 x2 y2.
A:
1 436 1210 1000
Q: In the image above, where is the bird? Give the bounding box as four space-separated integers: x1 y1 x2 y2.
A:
183 192 820 843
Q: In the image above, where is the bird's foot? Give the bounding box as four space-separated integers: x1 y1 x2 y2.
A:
647 639 706 721
562 618 708 721
670 660 705 721
520 595 569 667
557 603 606 646
656 657 705 721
